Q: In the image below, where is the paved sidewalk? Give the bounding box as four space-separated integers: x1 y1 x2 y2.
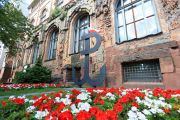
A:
0 88 85 99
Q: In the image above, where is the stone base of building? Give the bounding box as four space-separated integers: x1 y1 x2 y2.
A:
105 41 180 89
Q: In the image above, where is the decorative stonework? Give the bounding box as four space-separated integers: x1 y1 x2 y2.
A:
95 0 111 17
66 0 95 22
162 0 178 11
161 0 180 30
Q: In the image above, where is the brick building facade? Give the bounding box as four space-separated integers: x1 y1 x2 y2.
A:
6 0 180 89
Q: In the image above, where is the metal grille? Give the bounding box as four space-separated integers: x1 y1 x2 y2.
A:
122 60 162 82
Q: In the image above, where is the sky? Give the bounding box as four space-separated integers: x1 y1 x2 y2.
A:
19 0 31 17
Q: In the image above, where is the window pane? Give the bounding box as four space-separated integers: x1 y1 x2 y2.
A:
134 2 143 21
127 23 136 40
125 6 133 24
79 40 84 51
123 60 162 82
118 12 123 26
147 16 158 34
119 27 126 42
124 0 131 6
135 20 147 38
144 0 154 17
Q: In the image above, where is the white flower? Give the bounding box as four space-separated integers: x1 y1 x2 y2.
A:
35 110 49 119
127 111 138 120
177 109 180 113
26 106 35 113
77 102 91 112
106 92 116 100
60 98 71 105
70 104 80 114
77 92 90 101
9 96 15 99
122 91 127 96
94 90 103 93
131 107 138 112
159 97 165 101
142 109 151 115
55 97 61 103
29 100 35 103
157 109 164 114
150 108 157 114
137 112 147 120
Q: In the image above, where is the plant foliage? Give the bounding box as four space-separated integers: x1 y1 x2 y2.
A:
0 0 33 55
14 56 52 83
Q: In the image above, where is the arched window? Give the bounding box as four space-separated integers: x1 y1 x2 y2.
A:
116 0 161 43
72 14 90 53
40 8 47 22
32 43 39 64
48 30 58 60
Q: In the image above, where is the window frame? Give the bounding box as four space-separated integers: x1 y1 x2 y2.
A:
47 30 58 60
40 8 47 22
122 59 162 83
72 14 90 54
32 43 40 64
115 0 161 43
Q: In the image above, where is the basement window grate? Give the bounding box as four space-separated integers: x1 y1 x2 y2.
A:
122 60 162 82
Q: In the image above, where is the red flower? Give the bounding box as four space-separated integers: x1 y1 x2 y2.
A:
131 102 139 108
1 101 7 106
72 89 81 95
32 96 38 100
11 98 25 105
95 110 108 120
76 111 91 120
106 110 118 120
163 108 171 114
113 103 123 113
90 107 99 116
57 102 65 111
118 96 129 103
94 99 105 105
59 110 73 120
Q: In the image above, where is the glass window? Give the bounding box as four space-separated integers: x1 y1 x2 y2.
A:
116 0 160 42
48 31 58 60
40 9 47 22
73 15 90 53
122 60 162 82
32 43 39 64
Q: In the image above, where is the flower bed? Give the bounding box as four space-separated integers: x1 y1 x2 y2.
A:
0 83 61 91
1 88 180 120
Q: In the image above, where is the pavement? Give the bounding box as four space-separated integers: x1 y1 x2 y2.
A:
0 88 85 99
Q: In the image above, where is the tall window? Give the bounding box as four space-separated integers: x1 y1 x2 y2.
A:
48 30 58 60
122 60 162 82
116 0 161 43
73 15 90 53
32 44 39 64
56 0 63 6
40 9 47 22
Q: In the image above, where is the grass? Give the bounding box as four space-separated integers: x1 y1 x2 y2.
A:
0 87 63 97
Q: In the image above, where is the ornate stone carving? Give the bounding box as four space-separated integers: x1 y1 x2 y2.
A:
162 0 178 11
95 0 111 17
67 0 94 22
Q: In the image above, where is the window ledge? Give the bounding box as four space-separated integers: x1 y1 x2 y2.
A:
123 82 165 89
44 58 56 62
116 32 162 45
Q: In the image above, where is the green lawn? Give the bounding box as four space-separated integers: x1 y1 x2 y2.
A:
0 87 63 97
